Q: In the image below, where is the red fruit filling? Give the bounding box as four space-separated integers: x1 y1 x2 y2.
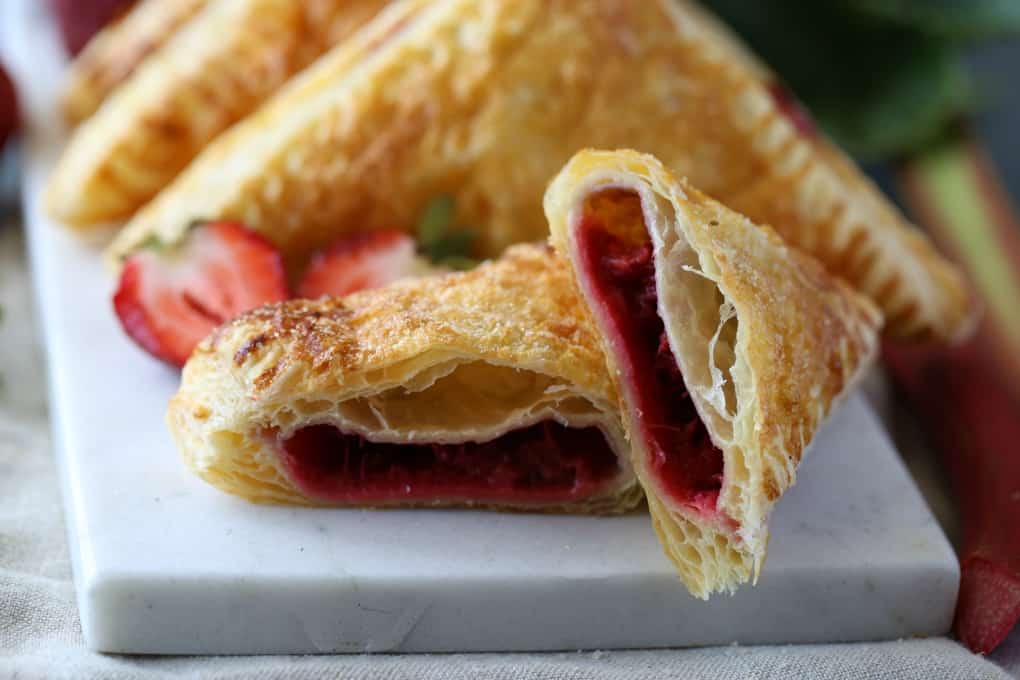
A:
275 421 621 505
767 81 817 138
574 200 724 516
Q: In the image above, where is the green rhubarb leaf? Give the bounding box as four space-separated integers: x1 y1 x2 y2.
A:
845 0 1020 40
701 0 973 159
809 38 972 159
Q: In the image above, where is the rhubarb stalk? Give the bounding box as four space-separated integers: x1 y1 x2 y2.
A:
891 132 1020 653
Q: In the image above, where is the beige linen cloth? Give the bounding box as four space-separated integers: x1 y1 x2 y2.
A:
2 214 1017 678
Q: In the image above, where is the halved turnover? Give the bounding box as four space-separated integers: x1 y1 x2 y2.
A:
167 244 640 514
546 150 882 596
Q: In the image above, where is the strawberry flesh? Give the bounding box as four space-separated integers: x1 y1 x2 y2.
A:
113 222 289 367
298 230 419 299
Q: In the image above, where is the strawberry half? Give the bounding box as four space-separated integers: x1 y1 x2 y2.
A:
113 221 289 367
297 230 425 299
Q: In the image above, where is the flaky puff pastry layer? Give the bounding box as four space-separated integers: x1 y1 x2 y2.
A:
168 244 641 514
546 150 882 597
110 0 970 342
60 0 208 124
46 0 389 226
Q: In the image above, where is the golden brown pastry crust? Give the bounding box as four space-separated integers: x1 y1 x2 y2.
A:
60 0 208 124
46 0 389 226
168 244 641 514
546 149 883 596
109 0 971 342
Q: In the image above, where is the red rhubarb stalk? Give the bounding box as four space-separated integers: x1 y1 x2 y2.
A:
884 341 1020 653
894 132 1020 653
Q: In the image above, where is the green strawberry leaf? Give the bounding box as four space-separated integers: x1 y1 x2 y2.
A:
426 230 475 261
436 255 479 272
136 234 165 253
415 196 479 269
416 195 456 247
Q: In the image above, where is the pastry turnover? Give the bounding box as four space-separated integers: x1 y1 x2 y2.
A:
167 244 641 514
46 0 389 226
60 0 208 124
109 0 971 342
546 150 882 596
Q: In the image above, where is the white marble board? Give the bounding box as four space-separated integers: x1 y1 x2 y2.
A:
3 0 959 655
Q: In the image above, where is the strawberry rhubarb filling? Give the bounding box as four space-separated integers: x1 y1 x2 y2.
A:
275 421 621 505
767 81 817 138
575 206 724 517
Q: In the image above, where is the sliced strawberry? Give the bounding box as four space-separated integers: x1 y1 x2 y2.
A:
297 230 423 299
113 221 289 367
